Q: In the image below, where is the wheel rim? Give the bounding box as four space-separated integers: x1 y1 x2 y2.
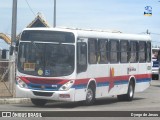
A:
86 88 93 102
129 85 133 97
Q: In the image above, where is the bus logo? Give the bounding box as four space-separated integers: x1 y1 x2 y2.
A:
144 6 152 16
2 112 11 117
127 67 136 74
41 85 45 90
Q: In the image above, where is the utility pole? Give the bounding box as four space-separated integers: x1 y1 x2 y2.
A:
53 0 56 27
9 0 17 96
11 0 17 47
146 29 150 34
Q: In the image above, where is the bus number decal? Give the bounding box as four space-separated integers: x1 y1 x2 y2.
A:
24 63 35 71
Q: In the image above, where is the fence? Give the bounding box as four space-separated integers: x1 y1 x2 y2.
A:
0 60 15 98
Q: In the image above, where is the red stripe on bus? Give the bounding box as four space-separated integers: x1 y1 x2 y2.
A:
19 73 151 85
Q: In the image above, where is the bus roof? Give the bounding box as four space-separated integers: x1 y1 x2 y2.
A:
152 48 160 50
22 27 151 41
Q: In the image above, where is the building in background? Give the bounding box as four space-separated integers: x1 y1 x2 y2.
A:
0 12 50 60
17 12 50 40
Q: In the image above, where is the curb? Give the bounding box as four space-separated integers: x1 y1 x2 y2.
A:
0 98 31 104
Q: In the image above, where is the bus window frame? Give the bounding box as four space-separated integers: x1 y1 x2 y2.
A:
120 40 129 63
130 41 138 63
146 41 151 62
109 39 119 64
138 41 146 63
98 39 108 64
88 38 98 64
77 42 87 73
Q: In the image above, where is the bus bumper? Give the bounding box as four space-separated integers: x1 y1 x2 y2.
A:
15 85 75 102
152 67 159 75
152 71 159 75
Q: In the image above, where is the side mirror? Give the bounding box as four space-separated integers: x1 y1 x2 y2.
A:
9 46 14 55
15 40 19 52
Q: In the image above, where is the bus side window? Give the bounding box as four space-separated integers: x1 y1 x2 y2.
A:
88 39 97 64
77 42 87 73
146 42 151 62
139 41 146 63
109 39 119 63
130 41 138 63
120 40 129 63
98 39 108 64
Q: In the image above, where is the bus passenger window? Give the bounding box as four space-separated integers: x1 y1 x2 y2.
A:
110 40 119 63
98 39 108 64
130 41 138 63
139 41 146 63
146 42 151 62
120 40 129 63
88 39 97 64
77 42 87 73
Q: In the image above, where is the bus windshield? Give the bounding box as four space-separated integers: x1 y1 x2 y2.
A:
18 42 75 77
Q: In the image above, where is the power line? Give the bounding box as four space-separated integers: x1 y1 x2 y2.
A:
25 0 36 16
152 41 160 42
152 41 160 45
137 32 146 34
151 33 160 35
138 32 160 36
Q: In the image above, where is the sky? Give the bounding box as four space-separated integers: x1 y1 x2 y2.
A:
0 0 160 49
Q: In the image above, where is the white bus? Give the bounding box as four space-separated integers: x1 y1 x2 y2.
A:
16 28 152 106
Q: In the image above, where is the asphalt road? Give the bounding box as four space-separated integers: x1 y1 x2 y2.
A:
0 80 160 119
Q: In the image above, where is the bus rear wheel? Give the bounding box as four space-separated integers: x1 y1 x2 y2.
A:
117 80 135 101
31 99 47 107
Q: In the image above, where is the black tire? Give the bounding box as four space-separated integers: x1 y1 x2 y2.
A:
156 75 159 80
117 94 125 101
83 84 95 105
152 74 159 80
31 99 47 107
117 80 134 101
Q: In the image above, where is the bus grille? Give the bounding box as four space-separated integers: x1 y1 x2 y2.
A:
32 91 53 97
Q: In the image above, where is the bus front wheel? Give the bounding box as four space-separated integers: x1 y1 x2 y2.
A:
31 99 47 107
83 84 96 105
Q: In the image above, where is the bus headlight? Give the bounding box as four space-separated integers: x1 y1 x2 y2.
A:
59 80 75 91
17 78 28 89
